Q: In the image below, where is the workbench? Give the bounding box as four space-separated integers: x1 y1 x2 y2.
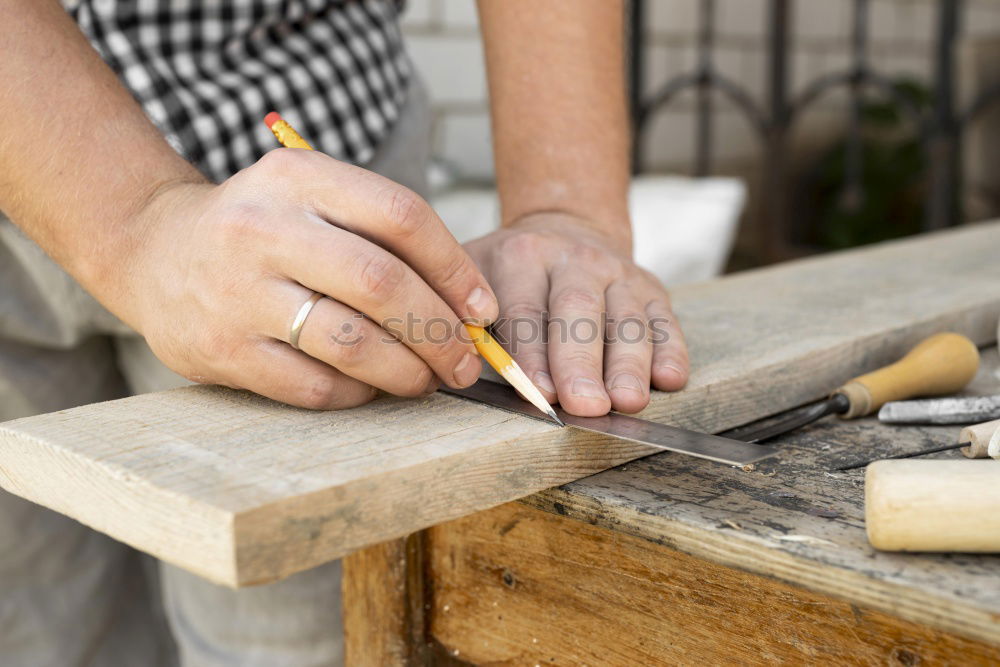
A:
349 347 1000 665
2 224 1000 665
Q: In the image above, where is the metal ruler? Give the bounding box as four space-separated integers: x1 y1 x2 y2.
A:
442 380 777 466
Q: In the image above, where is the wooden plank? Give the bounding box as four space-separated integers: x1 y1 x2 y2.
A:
427 502 1000 665
520 347 1000 646
0 223 999 586
342 535 427 666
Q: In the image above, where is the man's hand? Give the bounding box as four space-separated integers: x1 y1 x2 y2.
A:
474 1 688 416
116 149 498 409
466 213 689 416
0 3 499 412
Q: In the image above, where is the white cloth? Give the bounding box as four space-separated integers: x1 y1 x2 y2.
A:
433 175 745 287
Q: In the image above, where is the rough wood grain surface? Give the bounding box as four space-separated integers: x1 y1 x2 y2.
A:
0 223 998 586
428 502 1000 665
521 347 1000 647
342 535 427 666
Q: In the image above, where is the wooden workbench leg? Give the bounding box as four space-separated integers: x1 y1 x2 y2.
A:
342 533 429 666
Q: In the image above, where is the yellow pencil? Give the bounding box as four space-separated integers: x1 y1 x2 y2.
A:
462 325 564 426
263 112 564 426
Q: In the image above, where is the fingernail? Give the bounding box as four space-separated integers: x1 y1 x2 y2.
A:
465 286 495 321
610 373 645 394
453 352 480 387
421 375 440 396
571 377 607 399
658 362 687 380
533 370 556 394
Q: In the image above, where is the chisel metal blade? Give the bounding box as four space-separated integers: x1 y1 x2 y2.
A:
442 380 777 466
717 394 850 443
878 395 1000 425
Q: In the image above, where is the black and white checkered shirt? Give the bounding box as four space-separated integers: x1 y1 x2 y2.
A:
62 0 412 183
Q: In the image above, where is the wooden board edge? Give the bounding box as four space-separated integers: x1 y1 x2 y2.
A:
229 427 665 586
229 300 1000 586
0 426 240 587
522 490 1000 647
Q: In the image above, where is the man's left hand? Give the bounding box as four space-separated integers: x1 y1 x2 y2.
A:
465 212 690 416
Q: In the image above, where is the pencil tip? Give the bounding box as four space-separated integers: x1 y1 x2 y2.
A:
547 408 565 427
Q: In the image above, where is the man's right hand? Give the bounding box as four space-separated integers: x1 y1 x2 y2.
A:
0 2 497 410
116 148 498 409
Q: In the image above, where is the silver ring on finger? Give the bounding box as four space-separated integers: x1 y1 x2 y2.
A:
289 291 323 350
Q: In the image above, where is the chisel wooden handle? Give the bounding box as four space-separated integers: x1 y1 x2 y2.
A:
960 418 1000 458
835 333 980 419
866 460 1000 552
988 425 1000 460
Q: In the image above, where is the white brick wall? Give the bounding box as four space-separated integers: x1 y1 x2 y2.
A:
402 0 1000 179
405 34 485 104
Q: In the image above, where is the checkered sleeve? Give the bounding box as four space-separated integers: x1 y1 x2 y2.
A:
61 0 412 183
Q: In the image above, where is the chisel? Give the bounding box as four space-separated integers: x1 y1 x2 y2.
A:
878 394 1000 425
442 379 777 466
720 333 980 443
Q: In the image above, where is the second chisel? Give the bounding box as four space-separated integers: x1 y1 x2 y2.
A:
721 332 980 443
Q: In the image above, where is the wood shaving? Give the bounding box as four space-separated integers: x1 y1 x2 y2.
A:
774 534 837 547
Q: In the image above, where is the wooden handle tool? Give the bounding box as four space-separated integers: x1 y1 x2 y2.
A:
835 333 980 419
838 418 1000 470
721 332 981 444
987 423 1000 460
866 460 1000 552
960 418 1000 458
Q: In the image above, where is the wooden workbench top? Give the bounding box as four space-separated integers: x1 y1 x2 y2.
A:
1 222 999 590
525 347 1000 646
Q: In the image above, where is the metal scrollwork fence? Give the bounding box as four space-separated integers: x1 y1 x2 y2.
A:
629 0 1000 258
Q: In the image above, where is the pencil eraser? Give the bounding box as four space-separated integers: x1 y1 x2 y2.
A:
263 112 283 129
